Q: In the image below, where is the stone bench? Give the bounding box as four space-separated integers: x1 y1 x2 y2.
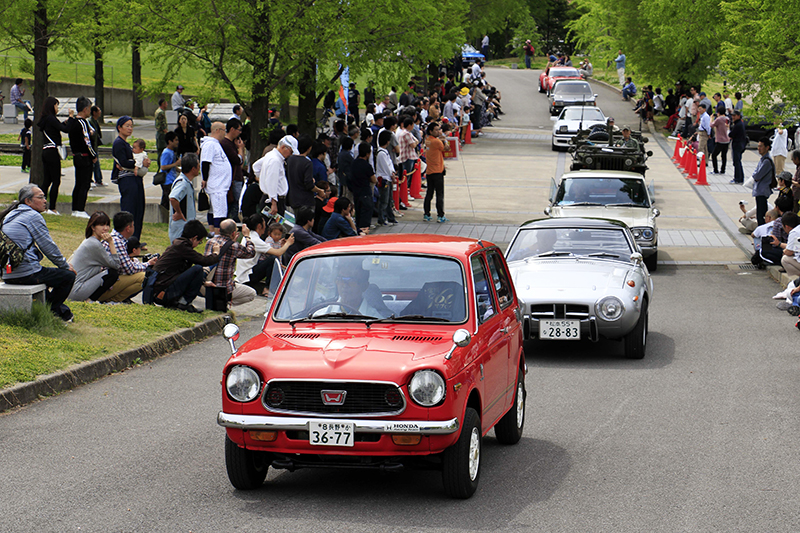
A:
0 282 47 313
3 104 18 124
55 97 95 117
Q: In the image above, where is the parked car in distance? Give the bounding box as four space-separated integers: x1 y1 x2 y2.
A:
217 235 526 499
551 106 607 151
742 103 799 150
544 171 660 271
461 44 485 68
548 80 598 116
539 67 582 94
505 217 653 359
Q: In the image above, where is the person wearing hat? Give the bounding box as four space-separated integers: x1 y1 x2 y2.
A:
171 85 186 111
579 58 593 79
614 126 640 150
258 135 297 216
523 40 535 69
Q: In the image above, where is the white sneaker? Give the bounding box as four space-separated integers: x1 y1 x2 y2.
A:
45 209 60 215
71 211 90 219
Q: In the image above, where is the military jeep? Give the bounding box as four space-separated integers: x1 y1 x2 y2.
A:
568 125 653 176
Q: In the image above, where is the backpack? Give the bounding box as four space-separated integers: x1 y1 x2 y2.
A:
0 209 34 272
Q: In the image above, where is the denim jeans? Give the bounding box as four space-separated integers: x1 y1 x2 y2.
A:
92 160 103 184
377 185 396 224
162 265 205 305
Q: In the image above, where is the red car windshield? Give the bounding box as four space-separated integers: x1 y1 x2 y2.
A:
274 254 467 323
550 68 580 77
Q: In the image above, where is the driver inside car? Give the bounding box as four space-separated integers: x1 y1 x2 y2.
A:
316 259 392 318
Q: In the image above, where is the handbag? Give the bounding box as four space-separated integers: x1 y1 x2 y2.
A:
44 132 67 160
198 188 210 211
152 171 167 186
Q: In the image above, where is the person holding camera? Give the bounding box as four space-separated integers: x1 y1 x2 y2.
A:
204 218 256 306
101 211 158 302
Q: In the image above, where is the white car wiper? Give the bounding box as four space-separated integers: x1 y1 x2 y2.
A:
586 252 621 258
605 202 645 207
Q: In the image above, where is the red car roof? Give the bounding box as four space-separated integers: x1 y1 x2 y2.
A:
293 234 496 261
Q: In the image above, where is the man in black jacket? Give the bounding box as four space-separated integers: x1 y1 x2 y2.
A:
68 96 98 218
151 220 221 313
286 135 323 210
730 109 748 184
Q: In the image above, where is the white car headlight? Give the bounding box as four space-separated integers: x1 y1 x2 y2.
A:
632 227 655 241
559 125 568 133
596 297 624 321
408 370 446 407
226 365 261 402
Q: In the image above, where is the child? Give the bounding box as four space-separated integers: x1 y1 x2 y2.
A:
126 236 143 258
264 223 286 250
19 119 32 173
132 139 150 177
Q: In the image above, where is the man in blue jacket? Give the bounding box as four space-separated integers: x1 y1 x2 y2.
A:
322 197 361 240
1 184 76 321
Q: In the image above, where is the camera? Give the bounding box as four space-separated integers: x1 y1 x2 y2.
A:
142 253 160 262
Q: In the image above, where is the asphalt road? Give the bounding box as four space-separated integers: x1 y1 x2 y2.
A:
2 69 800 532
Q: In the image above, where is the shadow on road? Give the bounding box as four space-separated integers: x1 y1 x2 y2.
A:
524 330 674 370
232 436 570 529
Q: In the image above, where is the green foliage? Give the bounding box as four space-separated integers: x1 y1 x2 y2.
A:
719 0 800 112
509 14 544 59
567 0 723 88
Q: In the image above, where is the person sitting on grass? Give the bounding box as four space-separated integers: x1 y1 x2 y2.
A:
101 211 158 302
150 220 222 313
68 211 121 303
0 184 76 322
234 215 294 297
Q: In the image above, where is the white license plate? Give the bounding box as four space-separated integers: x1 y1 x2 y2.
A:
540 320 580 340
308 421 355 447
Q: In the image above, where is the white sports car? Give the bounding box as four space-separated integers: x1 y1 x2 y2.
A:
551 106 607 151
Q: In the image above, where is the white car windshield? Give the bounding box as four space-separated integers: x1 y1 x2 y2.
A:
506 228 634 262
274 254 467 323
561 107 605 121
554 83 592 96
554 178 650 207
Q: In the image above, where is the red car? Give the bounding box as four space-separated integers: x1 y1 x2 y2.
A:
539 66 582 95
217 235 526 499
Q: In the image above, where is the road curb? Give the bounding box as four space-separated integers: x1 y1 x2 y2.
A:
0 314 228 414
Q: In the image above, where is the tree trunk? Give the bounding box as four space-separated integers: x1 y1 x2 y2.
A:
131 42 144 117
297 58 317 137
248 76 270 164
94 47 105 113
29 0 49 189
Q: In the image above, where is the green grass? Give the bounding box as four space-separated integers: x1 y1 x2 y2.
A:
0 301 220 388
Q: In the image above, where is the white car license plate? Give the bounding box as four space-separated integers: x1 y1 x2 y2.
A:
308 421 355 447
540 320 580 340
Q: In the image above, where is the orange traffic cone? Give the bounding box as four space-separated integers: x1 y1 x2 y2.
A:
695 153 708 185
688 149 698 180
465 122 473 144
681 146 692 175
672 135 683 162
410 160 423 199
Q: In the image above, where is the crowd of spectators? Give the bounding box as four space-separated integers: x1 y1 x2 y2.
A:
0 59 501 319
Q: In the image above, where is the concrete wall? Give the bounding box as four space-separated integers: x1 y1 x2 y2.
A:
1 77 165 117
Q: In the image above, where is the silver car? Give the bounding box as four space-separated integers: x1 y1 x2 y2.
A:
505 217 653 359
548 80 598 116
544 170 660 271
